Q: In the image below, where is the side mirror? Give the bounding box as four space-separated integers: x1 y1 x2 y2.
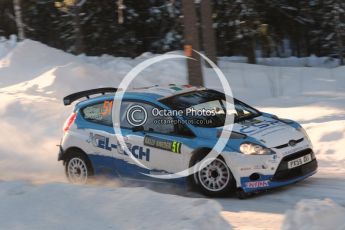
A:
132 125 144 132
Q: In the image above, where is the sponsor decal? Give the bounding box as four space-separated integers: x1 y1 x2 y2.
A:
252 165 268 170
268 154 279 163
240 165 269 171
130 145 150 162
239 119 262 127
239 119 284 135
88 133 150 161
117 140 131 155
240 167 252 171
117 140 150 162
261 127 287 137
101 101 113 116
245 180 270 188
88 133 116 151
144 135 182 154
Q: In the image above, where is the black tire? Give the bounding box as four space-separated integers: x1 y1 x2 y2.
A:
188 150 236 197
64 150 93 184
236 188 250 199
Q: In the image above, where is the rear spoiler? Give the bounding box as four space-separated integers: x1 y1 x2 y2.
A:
63 87 119 106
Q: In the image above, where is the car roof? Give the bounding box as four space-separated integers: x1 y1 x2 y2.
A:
74 85 205 109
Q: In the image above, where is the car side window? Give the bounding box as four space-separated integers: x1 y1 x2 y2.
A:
143 103 175 134
121 101 189 135
82 101 113 126
119 101 174 134
119 101 134 129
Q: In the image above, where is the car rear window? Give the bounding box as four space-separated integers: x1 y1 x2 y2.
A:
81 101 113 126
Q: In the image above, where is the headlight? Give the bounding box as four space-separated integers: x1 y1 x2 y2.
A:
297 127 312 147
239 142 275 155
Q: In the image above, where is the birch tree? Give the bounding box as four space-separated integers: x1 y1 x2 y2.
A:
13 0 25 40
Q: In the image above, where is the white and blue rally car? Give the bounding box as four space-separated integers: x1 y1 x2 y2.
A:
59 85 317 198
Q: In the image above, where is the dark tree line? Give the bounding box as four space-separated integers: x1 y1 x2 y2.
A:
0 0 344 64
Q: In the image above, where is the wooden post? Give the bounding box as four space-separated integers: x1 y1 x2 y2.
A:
182 0 203 86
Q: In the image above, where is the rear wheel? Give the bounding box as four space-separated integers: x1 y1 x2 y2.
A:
65 150 93 184
189 151 236 197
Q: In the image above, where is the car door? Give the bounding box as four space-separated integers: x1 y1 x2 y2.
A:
115 100 195 178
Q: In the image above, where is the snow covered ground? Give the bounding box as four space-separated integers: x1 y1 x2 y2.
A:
283 199 345 230
0 39 344 229
0 181 230 230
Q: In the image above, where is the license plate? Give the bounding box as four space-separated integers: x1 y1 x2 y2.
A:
288 154 312 169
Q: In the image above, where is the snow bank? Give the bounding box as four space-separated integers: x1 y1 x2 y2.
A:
1 39 344 102
0 181 231 230
283 199 345 230
0 35 17 59
0 39 187 99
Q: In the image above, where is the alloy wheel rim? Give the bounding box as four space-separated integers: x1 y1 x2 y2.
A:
67 158 88 184
198 158 230 192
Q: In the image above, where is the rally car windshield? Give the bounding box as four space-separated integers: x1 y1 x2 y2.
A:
160 90 261 127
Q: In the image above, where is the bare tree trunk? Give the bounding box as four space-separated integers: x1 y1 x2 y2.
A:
13 0 25 40
335 10 344 65
72 5 85 54
336 30 344 65
117 0 124 24
200 0 217 67
182 0 203 86
246 37 256 64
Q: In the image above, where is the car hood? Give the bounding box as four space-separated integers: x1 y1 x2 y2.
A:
232 115 303 148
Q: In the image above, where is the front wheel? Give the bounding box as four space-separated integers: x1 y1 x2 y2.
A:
189 152 236 197
65 151 93 184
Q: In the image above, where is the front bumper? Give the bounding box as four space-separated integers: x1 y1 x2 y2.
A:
239 149 318 193
58 145 65 161
271 150 317 181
